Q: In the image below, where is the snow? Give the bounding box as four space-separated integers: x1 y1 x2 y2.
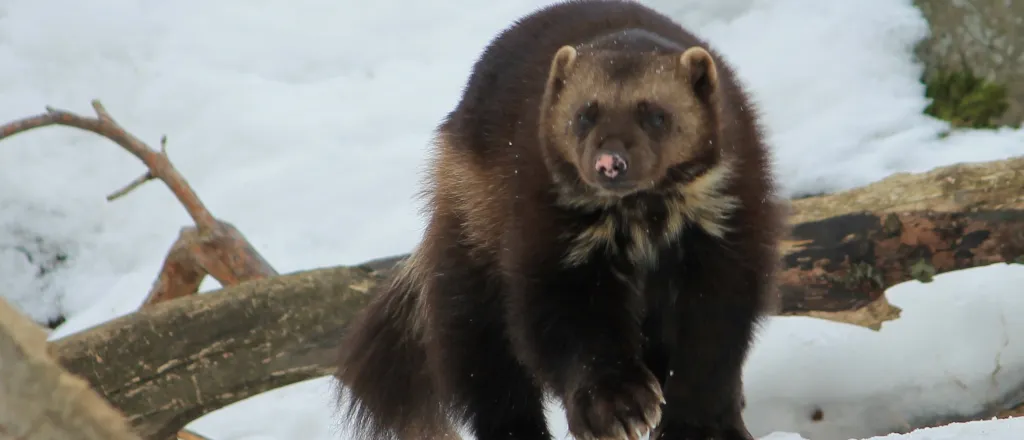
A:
1 0 1022 439
763 416 1024 440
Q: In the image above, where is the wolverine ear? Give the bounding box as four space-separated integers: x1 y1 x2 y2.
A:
546 45 578 96
678 46 718 99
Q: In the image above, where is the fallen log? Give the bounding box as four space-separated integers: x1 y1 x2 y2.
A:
778 157 1024 327
46 156 1024 439
52 266 377 440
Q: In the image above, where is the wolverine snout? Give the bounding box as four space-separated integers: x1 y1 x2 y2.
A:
595 151 628 179
588 137 640 191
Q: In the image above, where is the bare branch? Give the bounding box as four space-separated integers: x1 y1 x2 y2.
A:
0 100 217 232
1 100 279 313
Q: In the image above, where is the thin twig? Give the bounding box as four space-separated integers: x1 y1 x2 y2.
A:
0 100 217 232
106 172 155 201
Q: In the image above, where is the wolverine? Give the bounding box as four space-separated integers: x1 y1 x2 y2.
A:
332 1 784 439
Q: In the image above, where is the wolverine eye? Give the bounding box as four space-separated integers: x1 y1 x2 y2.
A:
573 101 600 136
636 101 669 132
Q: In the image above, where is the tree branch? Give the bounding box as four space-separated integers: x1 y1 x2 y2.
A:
0 101 278 308
0 101 216 231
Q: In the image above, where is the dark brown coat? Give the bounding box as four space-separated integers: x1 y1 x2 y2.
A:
333 1 785 439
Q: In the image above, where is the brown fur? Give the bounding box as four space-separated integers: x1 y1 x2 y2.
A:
333 1 785 440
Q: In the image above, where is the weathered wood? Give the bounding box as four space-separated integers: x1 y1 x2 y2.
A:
143 228 207 307
786 156 1024 224
44 156 1024 439
185 220 278 285
778 156 1024 327
0 297 142 440
53 266 379 440
142 222 279 308
777 209 1024 329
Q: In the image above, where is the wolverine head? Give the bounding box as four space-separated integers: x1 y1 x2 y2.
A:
538 40 722 203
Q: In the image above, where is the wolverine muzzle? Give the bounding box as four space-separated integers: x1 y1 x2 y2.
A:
595 152 628 179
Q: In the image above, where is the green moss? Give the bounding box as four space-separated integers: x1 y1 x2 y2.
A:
923 68 1011 129
827 262 885 290
909 258 936 283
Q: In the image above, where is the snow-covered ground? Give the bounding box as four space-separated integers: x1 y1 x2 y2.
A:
1 0 1022 439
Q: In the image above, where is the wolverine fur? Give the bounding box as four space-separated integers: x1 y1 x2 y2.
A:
333 1 785 439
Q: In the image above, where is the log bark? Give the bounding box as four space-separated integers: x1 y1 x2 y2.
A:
52 266 379 440
46 156 1024 439
0 297 142 440
778 156 1024 327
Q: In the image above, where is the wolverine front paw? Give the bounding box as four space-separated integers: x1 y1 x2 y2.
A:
564 364 665 440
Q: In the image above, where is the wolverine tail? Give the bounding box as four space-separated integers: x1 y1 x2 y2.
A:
333 254 453 440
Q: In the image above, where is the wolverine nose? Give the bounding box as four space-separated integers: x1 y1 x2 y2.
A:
595 152 628 179
594 138 630 180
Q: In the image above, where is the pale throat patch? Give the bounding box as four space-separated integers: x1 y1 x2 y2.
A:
561 158 739 268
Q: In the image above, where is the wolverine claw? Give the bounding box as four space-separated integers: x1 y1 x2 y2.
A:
566 364 664 440
643 399 662 429
628 419 650 440
649 380 666 405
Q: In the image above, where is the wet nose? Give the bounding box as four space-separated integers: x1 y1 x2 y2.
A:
595 152 628 179
595 138 630 180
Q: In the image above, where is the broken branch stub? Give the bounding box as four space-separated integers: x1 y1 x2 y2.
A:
141 221 278 308
142 228 208 307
